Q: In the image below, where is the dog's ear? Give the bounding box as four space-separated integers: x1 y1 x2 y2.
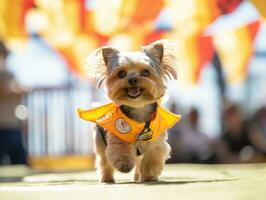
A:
101 47 120 68
141 43 164 64
86 46 120 88
141 40 178 80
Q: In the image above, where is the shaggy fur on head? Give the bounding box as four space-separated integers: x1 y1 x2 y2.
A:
87 40 177 183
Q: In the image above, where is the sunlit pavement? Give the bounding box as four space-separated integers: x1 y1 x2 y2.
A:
0 164 266 200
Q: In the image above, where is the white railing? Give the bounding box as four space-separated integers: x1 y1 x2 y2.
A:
23 85 95 157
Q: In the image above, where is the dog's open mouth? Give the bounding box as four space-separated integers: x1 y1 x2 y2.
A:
127 87 143 98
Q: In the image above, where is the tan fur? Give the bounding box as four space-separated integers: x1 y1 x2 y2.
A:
138 133 170 182
93 128 114 183
88 40 177 183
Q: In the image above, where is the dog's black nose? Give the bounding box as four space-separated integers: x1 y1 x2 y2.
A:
128 78 137 85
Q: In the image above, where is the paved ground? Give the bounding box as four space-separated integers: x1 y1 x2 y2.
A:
0 163 266 200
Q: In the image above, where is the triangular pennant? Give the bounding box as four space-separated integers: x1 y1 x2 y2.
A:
214 20 260 85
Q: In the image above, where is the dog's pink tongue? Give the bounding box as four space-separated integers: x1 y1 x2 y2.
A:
128 88 141 97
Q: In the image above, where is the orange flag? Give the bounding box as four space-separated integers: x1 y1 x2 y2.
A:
54 35 98 79
131 0 164 25
165 31 214 85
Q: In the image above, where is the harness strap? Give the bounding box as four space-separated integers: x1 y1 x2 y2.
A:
97 125 107 146
136 119 153 141
136 148 141 156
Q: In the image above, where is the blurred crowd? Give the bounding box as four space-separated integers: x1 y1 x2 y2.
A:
167 102 266 164
0 41 27 165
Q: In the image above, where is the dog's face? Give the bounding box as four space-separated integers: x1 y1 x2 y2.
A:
105 51 166 108
87 40 177 108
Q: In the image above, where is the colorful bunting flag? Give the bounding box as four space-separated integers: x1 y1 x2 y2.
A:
165 31 214 85
251 0 266 20
217 0 242 14
0 0 262 84
213 21 260 85
0 0 31 40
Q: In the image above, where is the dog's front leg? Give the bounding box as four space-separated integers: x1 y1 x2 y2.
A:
139 133 170 182
93 127 115 183
106 132 136 173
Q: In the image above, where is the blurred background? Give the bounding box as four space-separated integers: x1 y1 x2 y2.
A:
0 0 266 170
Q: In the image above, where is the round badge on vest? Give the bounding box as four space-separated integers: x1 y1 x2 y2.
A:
115 118 131 134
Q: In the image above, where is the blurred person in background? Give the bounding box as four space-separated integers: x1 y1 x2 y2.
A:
248 107 266 160
0 40 27 165
217 104 264 163
168 106 216 163
167 102 183 163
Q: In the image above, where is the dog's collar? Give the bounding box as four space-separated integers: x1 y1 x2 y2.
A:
119 102 157 121
78 103 181 143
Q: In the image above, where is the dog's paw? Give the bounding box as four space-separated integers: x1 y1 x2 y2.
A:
101 176 115 183
113 156 135 173
140 175 159 182
118 163 133 173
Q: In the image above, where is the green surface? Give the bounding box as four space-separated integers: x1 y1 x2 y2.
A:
0 163 266 200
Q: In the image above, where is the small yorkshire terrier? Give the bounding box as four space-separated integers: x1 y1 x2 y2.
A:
78 40 181 183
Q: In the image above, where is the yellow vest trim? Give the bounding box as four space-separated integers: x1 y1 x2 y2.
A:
78 103 181 143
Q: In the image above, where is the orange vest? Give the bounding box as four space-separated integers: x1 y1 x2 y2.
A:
78 103 181 143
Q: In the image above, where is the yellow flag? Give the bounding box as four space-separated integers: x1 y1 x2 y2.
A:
214 21 260 85
166 0 219 35
251 0 266 20
0 0 28 40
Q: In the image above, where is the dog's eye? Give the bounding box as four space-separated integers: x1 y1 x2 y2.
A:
118 70 127 78
141 69 150 77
